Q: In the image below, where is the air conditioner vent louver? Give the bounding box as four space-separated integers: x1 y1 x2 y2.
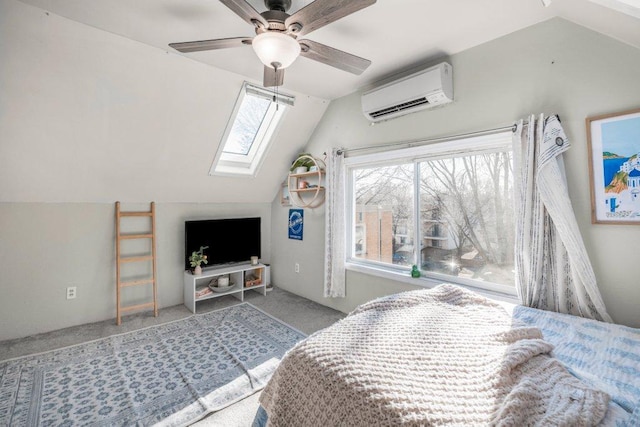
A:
361 62 453 122
370 97 430 119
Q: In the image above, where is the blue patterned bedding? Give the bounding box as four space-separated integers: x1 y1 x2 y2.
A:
512 306 640 426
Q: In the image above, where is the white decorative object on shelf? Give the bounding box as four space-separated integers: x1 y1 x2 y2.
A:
210 282 237 293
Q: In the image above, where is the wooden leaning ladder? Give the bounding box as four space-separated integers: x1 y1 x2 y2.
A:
115 202 158 325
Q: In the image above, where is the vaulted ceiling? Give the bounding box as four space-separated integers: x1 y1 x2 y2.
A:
3 0 639 204
16 0 640 100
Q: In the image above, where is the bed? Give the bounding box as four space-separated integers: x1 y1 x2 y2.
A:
253 284 640 426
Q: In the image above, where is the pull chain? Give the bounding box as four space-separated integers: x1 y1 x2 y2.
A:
271 61 281 111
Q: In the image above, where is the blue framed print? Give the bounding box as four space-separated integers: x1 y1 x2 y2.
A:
587 107 640 224
288 209 304 240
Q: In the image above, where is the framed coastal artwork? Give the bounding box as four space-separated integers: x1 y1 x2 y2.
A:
587 108 640 224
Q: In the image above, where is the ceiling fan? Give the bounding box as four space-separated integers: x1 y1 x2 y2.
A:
169 0 376 88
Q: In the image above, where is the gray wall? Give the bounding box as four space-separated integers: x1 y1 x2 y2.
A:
0 203 271 341
270 18 640 328
0 0 317 340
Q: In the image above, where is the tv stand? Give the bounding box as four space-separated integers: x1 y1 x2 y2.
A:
183 263 267 313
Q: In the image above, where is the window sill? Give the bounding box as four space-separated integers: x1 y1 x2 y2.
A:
345 261 520 305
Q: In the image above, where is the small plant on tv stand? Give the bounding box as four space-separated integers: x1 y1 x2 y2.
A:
189 246 209 275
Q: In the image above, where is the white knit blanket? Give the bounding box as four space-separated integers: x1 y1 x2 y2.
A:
260 285 609 426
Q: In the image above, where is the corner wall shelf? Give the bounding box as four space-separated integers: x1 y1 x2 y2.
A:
287 155 326 208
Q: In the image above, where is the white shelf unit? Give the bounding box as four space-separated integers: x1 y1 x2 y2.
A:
183 263 267 314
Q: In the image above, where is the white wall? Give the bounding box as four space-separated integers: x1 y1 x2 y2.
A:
271 18 640 328
0 0 327 340
0 0 328 204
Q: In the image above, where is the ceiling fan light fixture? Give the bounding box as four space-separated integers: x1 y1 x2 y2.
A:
252 32 301 69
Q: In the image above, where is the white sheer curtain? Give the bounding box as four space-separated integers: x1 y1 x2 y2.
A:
324 148 346 298
513 114 612 322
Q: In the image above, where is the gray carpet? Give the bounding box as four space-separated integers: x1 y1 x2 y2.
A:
0 287 345 426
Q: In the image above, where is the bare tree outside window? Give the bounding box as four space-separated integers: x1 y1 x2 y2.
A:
223 95 271 155
350 147 515 287
353 165 414 265
420 151 514 285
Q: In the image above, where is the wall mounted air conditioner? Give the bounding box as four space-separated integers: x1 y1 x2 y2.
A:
361 62 453 122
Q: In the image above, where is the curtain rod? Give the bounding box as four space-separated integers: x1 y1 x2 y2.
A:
337 124 515 156
336 116 560 156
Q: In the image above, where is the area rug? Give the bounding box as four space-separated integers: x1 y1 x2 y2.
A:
0 303 306 426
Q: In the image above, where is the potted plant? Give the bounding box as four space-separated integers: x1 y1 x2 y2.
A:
189 245 209 275
290 154 316 174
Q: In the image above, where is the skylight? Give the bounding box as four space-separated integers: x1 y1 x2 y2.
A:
211 83 294 177
223 95 271 156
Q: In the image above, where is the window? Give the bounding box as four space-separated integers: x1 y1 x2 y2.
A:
354 224 366 255
346 132 515 294
353 164 415 266
210 83 294 177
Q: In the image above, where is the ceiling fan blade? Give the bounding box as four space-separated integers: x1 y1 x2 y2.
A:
299 39 371 75
263 65 284 87
219 0 268 28
169 37 252 53
285 0 376 37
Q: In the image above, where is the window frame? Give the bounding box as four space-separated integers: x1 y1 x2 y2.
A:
210 82 294 177
344 131 517 297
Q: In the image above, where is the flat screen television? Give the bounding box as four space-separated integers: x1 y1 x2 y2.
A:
185 217 261 270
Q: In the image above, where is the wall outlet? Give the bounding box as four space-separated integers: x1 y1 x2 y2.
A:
66 286 77 300
294 263 300 273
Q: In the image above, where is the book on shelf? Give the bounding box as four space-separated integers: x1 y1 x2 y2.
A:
195 287 212 299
